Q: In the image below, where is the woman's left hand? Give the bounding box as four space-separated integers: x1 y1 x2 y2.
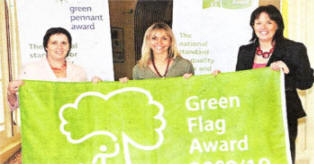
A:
91 76 103 83
183 73 193 79
270 60 290 74
211 70 221 77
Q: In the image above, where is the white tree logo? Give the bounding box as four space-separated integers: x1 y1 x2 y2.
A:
59 87 166 164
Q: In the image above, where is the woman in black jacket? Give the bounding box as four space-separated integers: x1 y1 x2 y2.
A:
236 5 313 163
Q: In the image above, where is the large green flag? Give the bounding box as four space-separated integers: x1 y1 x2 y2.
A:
20 68 291 164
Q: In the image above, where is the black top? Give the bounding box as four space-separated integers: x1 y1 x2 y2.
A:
236 38 314 119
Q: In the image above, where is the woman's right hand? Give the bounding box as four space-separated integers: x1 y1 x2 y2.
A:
119 77 129 83
183 73 193 79
7 80 24 110
8 80 24 95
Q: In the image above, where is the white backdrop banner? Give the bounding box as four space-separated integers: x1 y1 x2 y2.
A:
16 0 114 81
173 0 259 75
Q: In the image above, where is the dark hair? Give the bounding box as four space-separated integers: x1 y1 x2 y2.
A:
249 5 284 42
43 27 72 56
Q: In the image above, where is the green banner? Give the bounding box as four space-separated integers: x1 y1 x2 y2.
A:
20 68 291 164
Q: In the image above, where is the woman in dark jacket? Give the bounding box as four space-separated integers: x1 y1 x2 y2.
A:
236 5 313 163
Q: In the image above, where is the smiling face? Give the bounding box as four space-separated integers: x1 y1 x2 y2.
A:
45 33 70 61
253 12 278 43
149 29 171 55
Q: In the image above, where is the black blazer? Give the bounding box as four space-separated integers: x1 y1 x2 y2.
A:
236 39 314 120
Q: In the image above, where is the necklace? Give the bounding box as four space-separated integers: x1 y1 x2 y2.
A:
152 58 171 78
256 46 274 58
50 62 67 72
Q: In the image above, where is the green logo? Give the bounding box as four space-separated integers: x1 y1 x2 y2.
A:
203 0 252 9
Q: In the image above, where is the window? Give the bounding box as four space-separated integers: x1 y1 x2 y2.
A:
0 0 21 162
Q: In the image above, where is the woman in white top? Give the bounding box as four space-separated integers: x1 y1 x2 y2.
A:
7 27 97 110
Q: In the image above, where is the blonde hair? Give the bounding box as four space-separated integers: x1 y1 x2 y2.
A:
138 22 181 68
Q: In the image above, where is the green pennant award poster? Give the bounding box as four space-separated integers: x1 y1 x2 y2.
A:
20 68 291 164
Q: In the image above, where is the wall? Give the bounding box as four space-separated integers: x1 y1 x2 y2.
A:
109 0 137 80
260 0 280 7
287 1 314 163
